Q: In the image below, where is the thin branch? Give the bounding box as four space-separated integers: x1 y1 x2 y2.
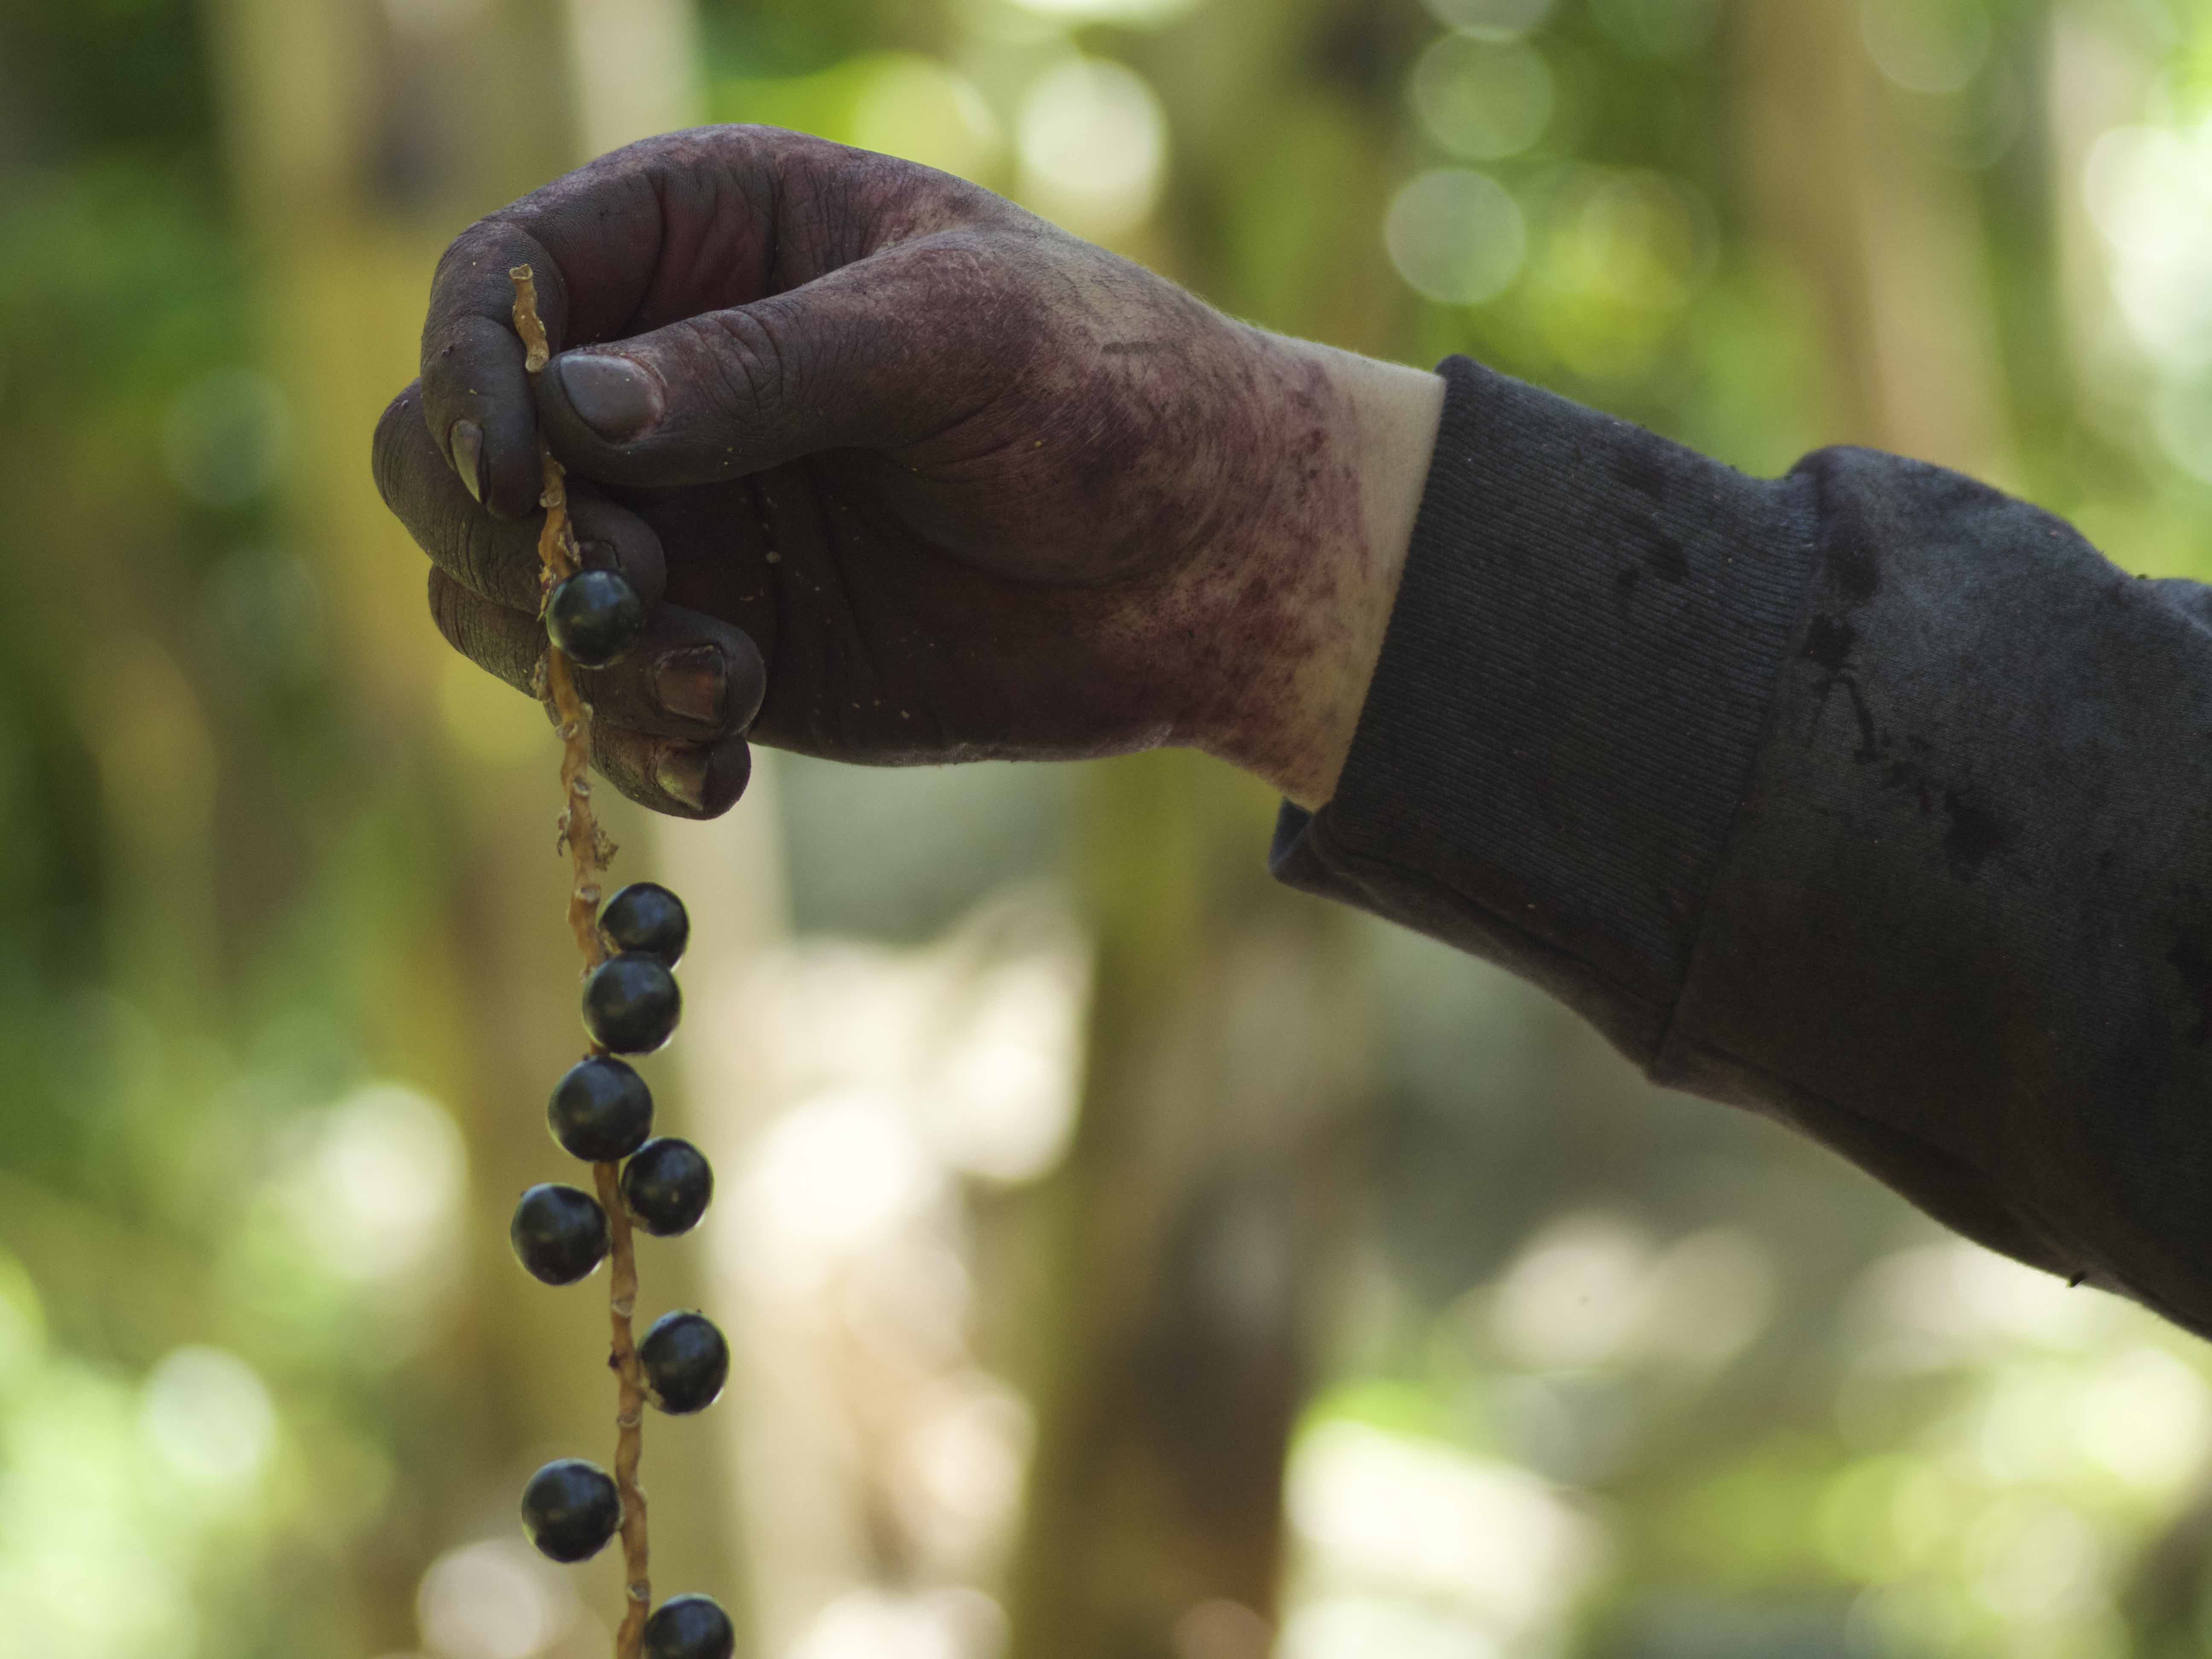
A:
596 1155 652 1652
513 262 647 1659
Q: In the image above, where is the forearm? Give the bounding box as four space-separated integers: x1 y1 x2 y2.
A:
1272 353 2212 1343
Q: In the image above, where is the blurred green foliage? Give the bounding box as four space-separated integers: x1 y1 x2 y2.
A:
0 5 473 1653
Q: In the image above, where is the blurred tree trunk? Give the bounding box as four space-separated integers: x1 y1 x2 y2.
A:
998 8 1394 1653
1003 755 1371 1659
1732 0 2017 484
201 0 743 1644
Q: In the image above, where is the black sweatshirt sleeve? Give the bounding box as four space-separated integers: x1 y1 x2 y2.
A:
1273 354 2212 1342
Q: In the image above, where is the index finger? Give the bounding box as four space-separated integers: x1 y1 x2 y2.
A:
418 129 801 520
418 223 565 520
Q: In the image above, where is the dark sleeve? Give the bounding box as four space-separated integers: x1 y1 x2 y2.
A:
1274 353 2212 1342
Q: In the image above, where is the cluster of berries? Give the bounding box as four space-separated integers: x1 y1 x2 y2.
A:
511 877 734 1659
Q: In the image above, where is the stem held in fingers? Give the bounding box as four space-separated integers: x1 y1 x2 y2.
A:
514 262 649 1659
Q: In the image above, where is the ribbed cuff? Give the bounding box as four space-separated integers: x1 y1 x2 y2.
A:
1272 356 1820 1063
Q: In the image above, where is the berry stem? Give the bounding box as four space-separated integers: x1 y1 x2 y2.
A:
513 263 648 1659
512 264 617 970
595 1155 652 1655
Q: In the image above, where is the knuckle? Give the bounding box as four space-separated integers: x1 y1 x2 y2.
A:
450 511 520 605
431 219 512 291
371 383 427 512
427 570 535 695
426 568 470 657
693 309 783 429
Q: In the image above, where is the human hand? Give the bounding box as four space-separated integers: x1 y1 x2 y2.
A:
373 126 1441 816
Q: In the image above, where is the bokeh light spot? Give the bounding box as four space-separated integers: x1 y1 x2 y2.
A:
2085 122 2212 373
1409 35 1553 162
140 1345 277 1498
1286 1419 1604 1634
1549 169 1716 313
741 1088 941 1284
1965 1496 2104 1621
1016 59 1167 239
1385 169 1527 306
276 1083 468 1288
1490 1211 1651 1369
852 57 1004 183
417 1538 579 1659
2079 1345 2212 1494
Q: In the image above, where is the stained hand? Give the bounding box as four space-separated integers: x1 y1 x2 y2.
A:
373 126 1440 816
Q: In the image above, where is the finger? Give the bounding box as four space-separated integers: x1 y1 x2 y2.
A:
427 564 751 821
420 229 564 520
532 236 1009 488
425 570 764 742
379 381 667 610
570 603 767 741
428 568 542 695
591 725 754 821
417 130 806 520
425 566 754 818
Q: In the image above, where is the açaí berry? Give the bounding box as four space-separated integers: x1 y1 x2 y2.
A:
599 881 690 966
548 1054 654 1162
545 568 645 669
620 1136 713 1237
643 1593 737 1659
582 952 681 1054
520 1457 622 1563
638 1310 730 1416
509 1182 610 1285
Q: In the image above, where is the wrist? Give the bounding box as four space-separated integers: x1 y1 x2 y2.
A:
1187 340 1444 810
1297 347 1444 807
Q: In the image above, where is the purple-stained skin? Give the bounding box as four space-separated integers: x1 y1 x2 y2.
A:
371 126 1368 818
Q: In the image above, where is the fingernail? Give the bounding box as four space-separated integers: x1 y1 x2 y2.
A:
577 538 616 570
657 746 708 811
557 354 663 444
657 740 751 815
450 419 487 503
654 647 728 726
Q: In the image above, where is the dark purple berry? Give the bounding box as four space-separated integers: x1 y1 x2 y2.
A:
599 882 690 967
510 1183 610 1285
643 1594 736 1659
548 1056 654 1162
520 1457 622 1562
546 569 645 669
621 1137 713 1237
582 952 681 1054
639 1310 729 1415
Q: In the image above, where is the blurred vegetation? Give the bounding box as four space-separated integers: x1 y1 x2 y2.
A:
4 0 2212 1656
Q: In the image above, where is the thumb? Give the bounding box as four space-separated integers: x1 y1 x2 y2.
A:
533 242 998 486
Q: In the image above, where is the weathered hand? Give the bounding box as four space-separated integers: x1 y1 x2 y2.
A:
373 125 1440 817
